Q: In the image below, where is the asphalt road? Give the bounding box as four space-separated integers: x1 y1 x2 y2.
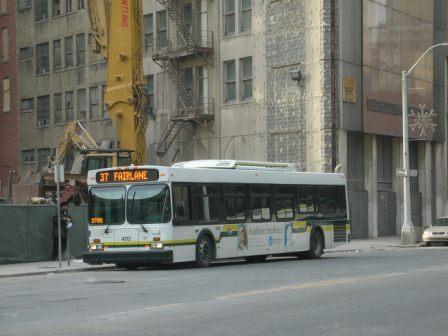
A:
1 248 448 336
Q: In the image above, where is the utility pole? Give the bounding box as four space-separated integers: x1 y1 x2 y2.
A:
400 42 448 245
401 71 415 245
55 152 62 268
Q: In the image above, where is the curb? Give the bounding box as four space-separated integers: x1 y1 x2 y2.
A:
0 265 116 279
325 245 422 254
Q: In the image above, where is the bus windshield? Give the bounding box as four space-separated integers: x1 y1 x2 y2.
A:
127 184 171 224
88 187 126 225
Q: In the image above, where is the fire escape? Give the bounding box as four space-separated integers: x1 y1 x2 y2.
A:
153 0 214 157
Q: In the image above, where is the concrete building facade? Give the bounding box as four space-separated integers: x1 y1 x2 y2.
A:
0 0 19 199
143 0 448 238
14 0 114 183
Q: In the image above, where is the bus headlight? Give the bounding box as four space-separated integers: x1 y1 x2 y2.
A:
90 243 104 251
150 242 164 249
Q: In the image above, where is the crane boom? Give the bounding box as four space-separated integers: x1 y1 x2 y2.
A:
87 0 148 165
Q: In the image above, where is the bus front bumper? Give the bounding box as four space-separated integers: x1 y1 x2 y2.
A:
83 250 173 265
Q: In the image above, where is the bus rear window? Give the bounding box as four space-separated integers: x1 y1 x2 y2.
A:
88 187 125 225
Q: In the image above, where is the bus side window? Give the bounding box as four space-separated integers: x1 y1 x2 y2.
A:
173 185 192 225
224 185 246 222
195 184 222 223
335 186 347 218
250 185 271 222
297 186 316 214
274 186 294 221
318 186 336 215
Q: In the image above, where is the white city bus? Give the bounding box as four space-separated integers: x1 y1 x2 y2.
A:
83 160 350 268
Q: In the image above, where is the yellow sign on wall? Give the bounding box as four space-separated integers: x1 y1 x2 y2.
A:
343 77 356 104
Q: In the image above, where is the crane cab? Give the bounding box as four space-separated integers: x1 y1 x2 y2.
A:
81 150 133 176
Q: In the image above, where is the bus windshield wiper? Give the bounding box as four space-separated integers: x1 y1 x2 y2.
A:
140 224 148 233
104 223 111 234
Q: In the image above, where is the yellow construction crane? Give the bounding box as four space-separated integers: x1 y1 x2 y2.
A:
88 0 148 165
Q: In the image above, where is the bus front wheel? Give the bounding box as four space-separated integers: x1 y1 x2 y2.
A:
195 235 213 268
305 229 324 259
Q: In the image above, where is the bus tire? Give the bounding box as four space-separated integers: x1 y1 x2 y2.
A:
245 255 267 263
195 235 214 268
305 229 324 259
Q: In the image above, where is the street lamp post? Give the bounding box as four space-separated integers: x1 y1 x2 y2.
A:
401 42 448 245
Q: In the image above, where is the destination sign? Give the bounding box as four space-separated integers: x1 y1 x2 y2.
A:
96 169 159 183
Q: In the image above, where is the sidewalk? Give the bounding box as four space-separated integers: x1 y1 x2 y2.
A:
0 259 114 279
326 236 417 253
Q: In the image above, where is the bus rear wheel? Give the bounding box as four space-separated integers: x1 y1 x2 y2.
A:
305 229 324 259
195 235 213 268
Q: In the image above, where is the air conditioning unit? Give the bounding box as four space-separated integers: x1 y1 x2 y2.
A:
37 120 48 127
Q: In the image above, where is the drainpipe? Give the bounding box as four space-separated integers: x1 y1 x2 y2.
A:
330 0 337 171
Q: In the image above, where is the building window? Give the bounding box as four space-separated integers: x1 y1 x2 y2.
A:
77 88 86 120
19 47 32 61
184 3 193 36
52 0 60 16
195 0 202 38
53 39 61 70
35 0 48 21
66 0 72 13
156 10 167 49
77 0 85 10
65 91 74 121
18 0 32 11
76 33 85 65
144 14 153 52
101 84 107 117
181 67 193 107
240 57 252 100
21 98 34 112
54 93 62 123
0 0 7 14
196 66 206 103
37 148 51 170
224 0 235 36
240 0 251 32
37 95 50 126
89 86 99 119
36 42 50 74
145 75 154 115
1 28 9 62
224 60 236 102
64 36 73 67
2 78 10 113
21 150 35 163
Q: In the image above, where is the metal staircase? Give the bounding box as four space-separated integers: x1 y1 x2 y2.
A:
154 0 214 157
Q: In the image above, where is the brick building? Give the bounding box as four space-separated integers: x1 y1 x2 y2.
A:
0 0 19 199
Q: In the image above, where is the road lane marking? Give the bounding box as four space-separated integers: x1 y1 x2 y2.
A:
218 273 406 300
